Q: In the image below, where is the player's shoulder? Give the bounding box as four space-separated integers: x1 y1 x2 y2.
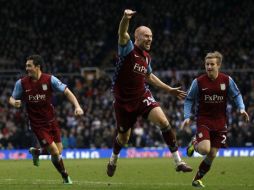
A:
40 73 53 81
20 75 30 83
118 40 135 57
218 72 230 82
197 74 207 81
218 72 229 78
41 73 52 78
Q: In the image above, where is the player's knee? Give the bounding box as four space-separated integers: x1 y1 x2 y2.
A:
50 149 60 156
57 146 63 154
198 146 210 155
158 119 170 129
117 135 129 145
119 137 129 145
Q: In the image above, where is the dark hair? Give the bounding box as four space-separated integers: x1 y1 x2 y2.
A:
26 54 44 68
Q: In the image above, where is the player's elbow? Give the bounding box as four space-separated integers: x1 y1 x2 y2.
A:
64 87 70 96
118 33 130 45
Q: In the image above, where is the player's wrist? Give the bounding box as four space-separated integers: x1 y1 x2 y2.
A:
167 86 173 92
75 106 81 110
123 15 131 20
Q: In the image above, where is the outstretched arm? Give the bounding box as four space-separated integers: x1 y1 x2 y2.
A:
180 79 198 129
118 9 136 45
145 73 186 99
50 75 83 116
64 88 84 116
228 77 249 122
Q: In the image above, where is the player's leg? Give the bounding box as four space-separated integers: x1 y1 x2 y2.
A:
29 129 50 166
29 147 49 155
187 139 211 157
29 146 49 166
49 121 72 184
48 142 72 184
192 147 218 188
187 126 211 157
112 128 132 164
147 106 192 172
107 128 132 177
107 102 136 177
192 129 225 187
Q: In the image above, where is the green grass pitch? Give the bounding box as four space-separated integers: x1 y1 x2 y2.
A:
0 157 253 190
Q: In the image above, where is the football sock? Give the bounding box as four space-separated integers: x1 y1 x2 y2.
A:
161 126 178 153
172 151 182 164
51 155 68 178
109 152 119 165
113 137 122 155
194 157 212 180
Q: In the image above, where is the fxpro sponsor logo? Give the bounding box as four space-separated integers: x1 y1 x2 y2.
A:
133 63 147 75
28 94 46 102
204 94 224 103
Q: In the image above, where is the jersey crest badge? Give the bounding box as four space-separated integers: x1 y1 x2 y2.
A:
220 83 226 91
42 84 48 91
198 132 203 138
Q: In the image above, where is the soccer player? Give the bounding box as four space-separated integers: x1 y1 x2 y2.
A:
181 51 249 188
107 9 193 177
9 55 84 184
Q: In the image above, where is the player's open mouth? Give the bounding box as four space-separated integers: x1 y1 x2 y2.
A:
145 43 151 48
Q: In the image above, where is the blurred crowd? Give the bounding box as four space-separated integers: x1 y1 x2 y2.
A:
1 0 254 71
0 0 253 149
1 70 253 150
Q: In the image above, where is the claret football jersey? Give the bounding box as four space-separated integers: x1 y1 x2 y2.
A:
184 73 245 120
11 73 67 127
112 40 153 103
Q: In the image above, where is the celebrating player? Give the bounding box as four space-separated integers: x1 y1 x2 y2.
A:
9 55 84 184
107 9 193 177
181 51 249 187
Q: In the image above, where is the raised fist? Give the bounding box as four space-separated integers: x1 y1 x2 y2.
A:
124 9 136 19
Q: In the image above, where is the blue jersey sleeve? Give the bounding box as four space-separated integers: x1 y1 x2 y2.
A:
51 76 67 93
228 77 245 110
184 79 198 119
11 79 23 99
118 40 134 57
147 61 152 75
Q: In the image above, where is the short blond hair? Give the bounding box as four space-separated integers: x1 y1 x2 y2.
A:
205 51 223 64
